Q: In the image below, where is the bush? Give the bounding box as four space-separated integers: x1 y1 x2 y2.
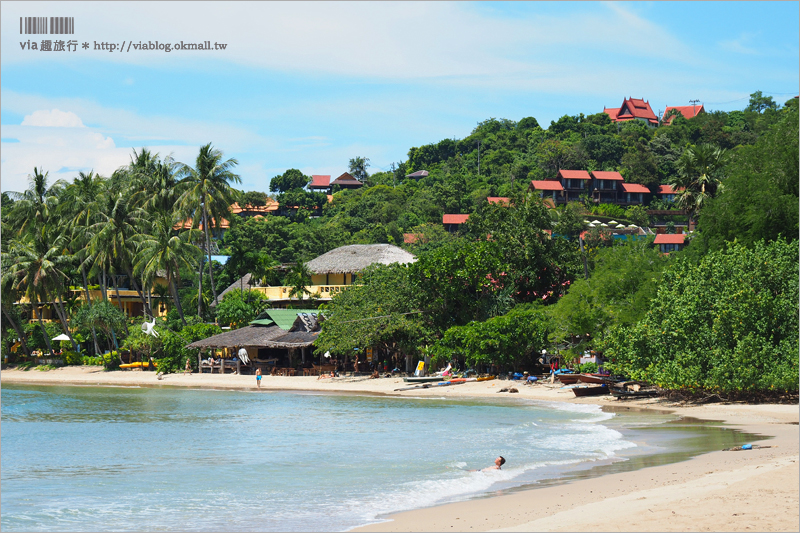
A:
577 362 599 374
602 240 799 393
62 350 84 366
156 323 222 374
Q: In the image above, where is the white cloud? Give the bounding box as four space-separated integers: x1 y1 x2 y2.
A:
21 109 85 127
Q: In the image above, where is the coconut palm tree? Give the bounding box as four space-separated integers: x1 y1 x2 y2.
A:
134 212 201 325
88 189 151 322
176 143 241 316
61 170 106 354
287 260 313 304
128 150 185 215
6 167 65 237
669 144 728 221
6 226 77 353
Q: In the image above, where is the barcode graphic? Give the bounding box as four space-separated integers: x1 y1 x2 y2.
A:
20 17 74 34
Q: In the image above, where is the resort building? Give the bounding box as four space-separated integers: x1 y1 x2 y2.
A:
405 170 429 179
308 174 331 193
216 244 417 307
330 172 363 191
661 104 705 125
654 233 688 253
443 214 469 233
603 97 659 126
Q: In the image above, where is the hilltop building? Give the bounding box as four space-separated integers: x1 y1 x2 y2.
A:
603 97 659 126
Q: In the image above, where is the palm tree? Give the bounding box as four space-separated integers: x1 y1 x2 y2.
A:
88 189 151 322
1 247 32 357
176 143 241 316
6 167 65 237
287 260 313 305
134 212 201 325
128 149 185 215
669 144 728 221
61 170 106 355
6 226 77 353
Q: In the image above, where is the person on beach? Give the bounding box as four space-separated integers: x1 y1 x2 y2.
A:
184 358 192 375
483 456 505 471
256 367 262 388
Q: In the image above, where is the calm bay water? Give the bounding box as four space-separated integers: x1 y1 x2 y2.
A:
0 384 748 532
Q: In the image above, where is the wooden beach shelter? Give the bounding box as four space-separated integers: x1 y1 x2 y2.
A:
185 311 321 374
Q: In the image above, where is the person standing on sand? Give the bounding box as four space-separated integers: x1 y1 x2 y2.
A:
184 358 192 375
256 367 262 388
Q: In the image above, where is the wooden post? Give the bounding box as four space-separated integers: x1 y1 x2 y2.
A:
236 357 241 375
198 350 202 373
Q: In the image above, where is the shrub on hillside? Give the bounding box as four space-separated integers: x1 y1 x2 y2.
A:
602 240 799 393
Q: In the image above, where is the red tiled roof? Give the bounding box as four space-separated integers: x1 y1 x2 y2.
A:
530 180 564 191
443 214 469 225
557 170 591 180
622 183 650 194
487 197 510 204
309 175 331 187
331 172 362 186
591 171 624 181
604 108 620 121
658 184 675 195
662 105 705 125
606 98 658 124
654 234 686 244
403 233 424 244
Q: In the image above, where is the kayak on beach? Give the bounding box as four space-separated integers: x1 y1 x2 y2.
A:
119 361 157 369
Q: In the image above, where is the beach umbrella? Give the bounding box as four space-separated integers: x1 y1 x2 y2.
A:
600 223 608 227
616 224 626 228
608 220 618 225
591 220 601 225
52 333 71 341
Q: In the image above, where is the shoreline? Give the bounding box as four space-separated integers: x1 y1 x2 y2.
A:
3 367 798 532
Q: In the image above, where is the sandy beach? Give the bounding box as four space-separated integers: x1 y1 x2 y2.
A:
3 366 798 532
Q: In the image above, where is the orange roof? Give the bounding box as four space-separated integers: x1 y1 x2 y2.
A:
530 180 564 191
658 184 676 195
403 233 425 244
591 171 624 181
662 104 705 125
487 197 510 204
443 214 469 225
603 108 620 121
622 183 650 194
557 170 591 180
309 175 331 188
654 234 686 244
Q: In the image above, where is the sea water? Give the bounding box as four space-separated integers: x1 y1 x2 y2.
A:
0 384 744 532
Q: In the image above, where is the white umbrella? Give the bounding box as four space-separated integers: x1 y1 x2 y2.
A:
616 224 626 228
592 220 602 225
52 333 71 341
608 220 618 225
600 223 609 227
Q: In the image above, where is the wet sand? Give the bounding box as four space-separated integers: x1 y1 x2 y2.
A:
3 366 798 531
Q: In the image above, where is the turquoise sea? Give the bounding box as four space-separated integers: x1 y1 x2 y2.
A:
0 384 751 532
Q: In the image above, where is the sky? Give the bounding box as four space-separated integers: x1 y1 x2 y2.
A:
1 1 798 194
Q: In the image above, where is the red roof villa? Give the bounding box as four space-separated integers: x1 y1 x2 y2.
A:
654 233 687 253
661 104 705 125
330 172 363 190
604 97 659 126
308 175 331 192
443 214 469 233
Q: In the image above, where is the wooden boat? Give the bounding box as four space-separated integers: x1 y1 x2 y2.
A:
403 376 443 383
557 374 581 384
610 389 658 399
579 373 609 384
572 384 609 397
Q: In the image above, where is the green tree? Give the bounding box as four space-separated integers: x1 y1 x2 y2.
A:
668 144 728 220
602 240 799 393
215 289 268 328
695 100 798 252
348 157 371 182
286 260 313 303
745 90 778 114
177 143 242 315
269 169 310 193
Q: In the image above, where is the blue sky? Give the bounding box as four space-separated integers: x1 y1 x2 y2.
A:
2 1 798 194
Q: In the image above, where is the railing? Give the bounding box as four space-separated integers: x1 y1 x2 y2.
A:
251 285 350 300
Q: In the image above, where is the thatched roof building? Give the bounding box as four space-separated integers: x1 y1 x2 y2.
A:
306 244 416 274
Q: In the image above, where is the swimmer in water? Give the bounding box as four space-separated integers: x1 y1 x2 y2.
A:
483 456 505 471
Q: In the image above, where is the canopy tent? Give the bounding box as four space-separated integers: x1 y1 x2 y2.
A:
52 334 71 341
